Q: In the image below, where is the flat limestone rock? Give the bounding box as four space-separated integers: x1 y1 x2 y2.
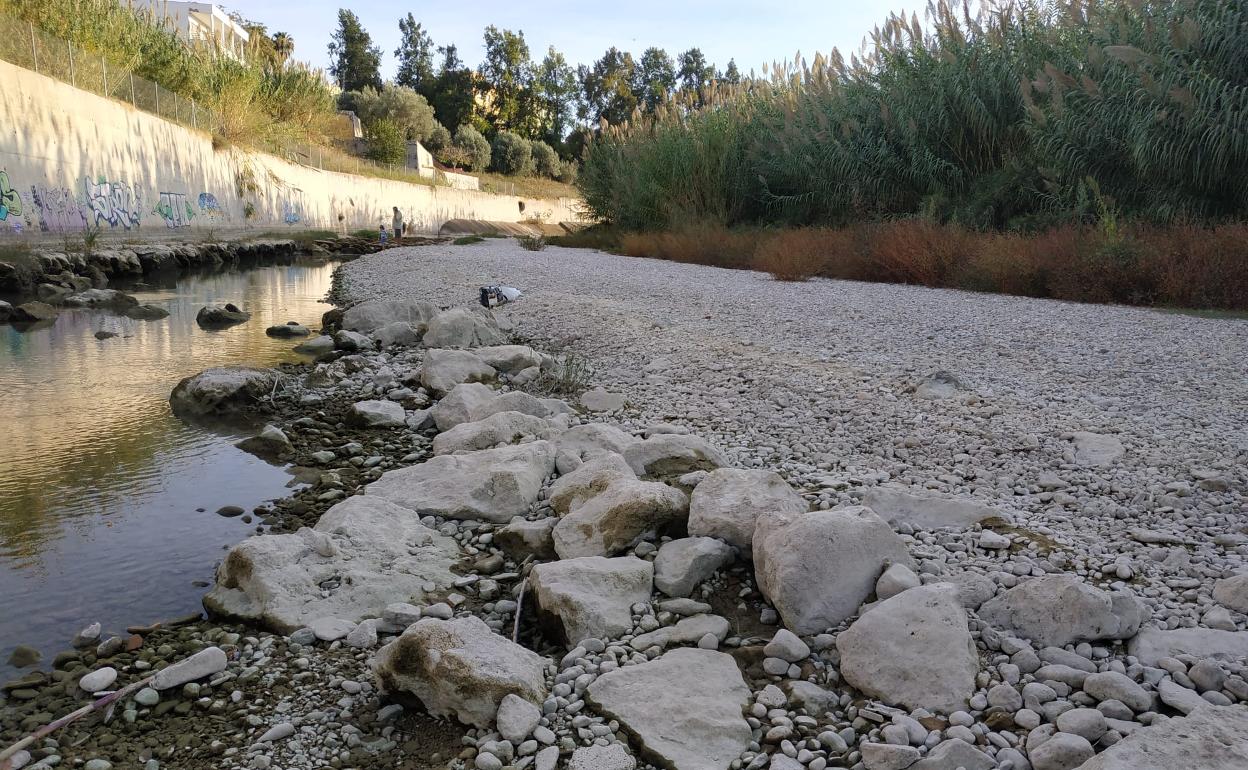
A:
861 488 1008 531
549 453 637 515
1071 431 1125 467
423 307 506 349
687 469 807 552
420 349 497 395
1127 627 1248 666
837 585 977 713
978 575 1143 648
552 478 689 559
585 648 752 770
530 556 653 646
204 496 460 633
373 616 548 728
554 424 640 474
366 441 556 523
430 383 553 432
1075 705 1248 769
341 299 439 334
432 411 559 455
623 434 728 479
754 506 915 635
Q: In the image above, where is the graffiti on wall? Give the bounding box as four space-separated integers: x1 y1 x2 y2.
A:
84 176 144 230
0 170 24 229
282 200 302 225
30 184 86 233
197 192 225 221
154 192 194 228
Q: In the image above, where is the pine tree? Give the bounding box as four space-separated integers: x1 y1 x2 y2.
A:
328 9 382 92
395 13 435 90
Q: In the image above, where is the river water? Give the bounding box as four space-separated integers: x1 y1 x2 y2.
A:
0 259 341 680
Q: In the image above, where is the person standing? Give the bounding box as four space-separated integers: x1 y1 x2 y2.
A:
392 207 405 239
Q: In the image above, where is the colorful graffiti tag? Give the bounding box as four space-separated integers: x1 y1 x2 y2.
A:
0 170 24 223
282 200 302 225
30 184 86 233
197 192 225 220
154 192 193 228
84 177 143 230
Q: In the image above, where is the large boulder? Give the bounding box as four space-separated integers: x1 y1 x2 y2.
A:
552 478 689 559
585 649 752 770
977 576 1144 648
1212 574 1248 613
341 298 439 335
549 453 636 515
754 506 915 635
420 349 497 395
1127 627 1248 666
432 411 559 456
203 496 460 633
529 556 653 646
654 537 736 598
861 488 1007 531
623 434 728 478
373 321 423 348
430 383 553 432
169 367 274 418
836 585 977 713
1075 705 1248 770
687 469 807 552
495 517 557 560
348 399 407 428
62 288 139 308
196 303 250 328
474 345 542 374
555 423 641 474
9 301 59 322
366 441 556 523
373 616 548 728
423 307 506 349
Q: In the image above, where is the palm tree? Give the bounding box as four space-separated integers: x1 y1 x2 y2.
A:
272 32 294 66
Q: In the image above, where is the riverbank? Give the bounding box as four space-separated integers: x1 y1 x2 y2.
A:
3 240 1246 770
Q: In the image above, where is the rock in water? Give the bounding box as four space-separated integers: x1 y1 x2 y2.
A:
977 575 1143 647
152 646 227 690
420 349 498 395
169 367 274 418
236 424 294 460
422 307 506 348
552 477 689 559
195 303 251 328
837 585 977 713
530 556 653 645
366 441 555 523
204 496 460 632
585 648 752 770
1074 705 1248 769
373 616 547 728
294 335 335 356
122 304 170 320
10 301 58 322
348 399 406 428
754 506 915 635
687 468 807 552
265 322 310 338
861 488 1007 531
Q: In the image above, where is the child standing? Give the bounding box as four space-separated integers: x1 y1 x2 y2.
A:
379 224 389 245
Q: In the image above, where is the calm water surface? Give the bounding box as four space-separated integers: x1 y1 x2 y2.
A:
0 260 340 680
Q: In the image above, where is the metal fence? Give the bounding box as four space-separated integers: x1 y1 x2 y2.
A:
0 14 449 188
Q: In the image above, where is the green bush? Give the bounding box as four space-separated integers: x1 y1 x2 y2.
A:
531 141 560 178
556 160 579 185
452 125 491 171
491 131 534 176
348 84 437 141
363 119 407 166
425 123 452 154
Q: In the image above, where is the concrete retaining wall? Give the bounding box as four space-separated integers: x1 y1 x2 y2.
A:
0 60 582 243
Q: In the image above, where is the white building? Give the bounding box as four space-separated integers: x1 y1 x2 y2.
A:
131 1 250 60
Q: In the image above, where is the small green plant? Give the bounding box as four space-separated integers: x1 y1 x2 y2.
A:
517 234 546 251
81 223 102 252
533 353 593 396
243 201 257 220
351 228 382 239
453 235 486 245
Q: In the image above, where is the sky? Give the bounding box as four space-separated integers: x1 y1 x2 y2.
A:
224 0 932 79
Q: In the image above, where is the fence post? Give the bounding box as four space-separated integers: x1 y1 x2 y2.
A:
29 21 37 72
129 72 136 105
192 100 197 129
155 85 159 116
68 41 75 87
102 57 108 96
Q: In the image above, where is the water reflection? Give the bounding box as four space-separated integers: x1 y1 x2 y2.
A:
0 260 339 678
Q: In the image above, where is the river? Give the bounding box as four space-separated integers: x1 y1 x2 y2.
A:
0 259 341 680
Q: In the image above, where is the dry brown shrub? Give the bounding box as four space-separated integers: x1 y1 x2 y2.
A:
1141 224 1248 310
619 226 759 269
865 220 976 286
753 229 833 280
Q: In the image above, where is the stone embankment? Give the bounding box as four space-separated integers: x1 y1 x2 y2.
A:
3 240 1247 770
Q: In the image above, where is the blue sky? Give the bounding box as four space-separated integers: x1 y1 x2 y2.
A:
226 1 931 78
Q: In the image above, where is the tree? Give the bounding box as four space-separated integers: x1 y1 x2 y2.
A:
395 13 436 90
272 32 294 65
677 47 715 95
579 48 638 126
328 9 382 92
534 47 578 148
425 123 452 154
722 59 741 85
452 125 491 171
363 118 407 166
350 84 437 141
479 26 537 135
491 131 534 176
531 140 560 178
424 45 476 131
634 47 676 111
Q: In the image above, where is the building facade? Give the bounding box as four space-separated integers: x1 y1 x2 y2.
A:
132 1 250 60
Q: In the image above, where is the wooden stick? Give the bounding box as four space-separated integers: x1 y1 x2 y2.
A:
512 577 528 644
0 675 154 769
